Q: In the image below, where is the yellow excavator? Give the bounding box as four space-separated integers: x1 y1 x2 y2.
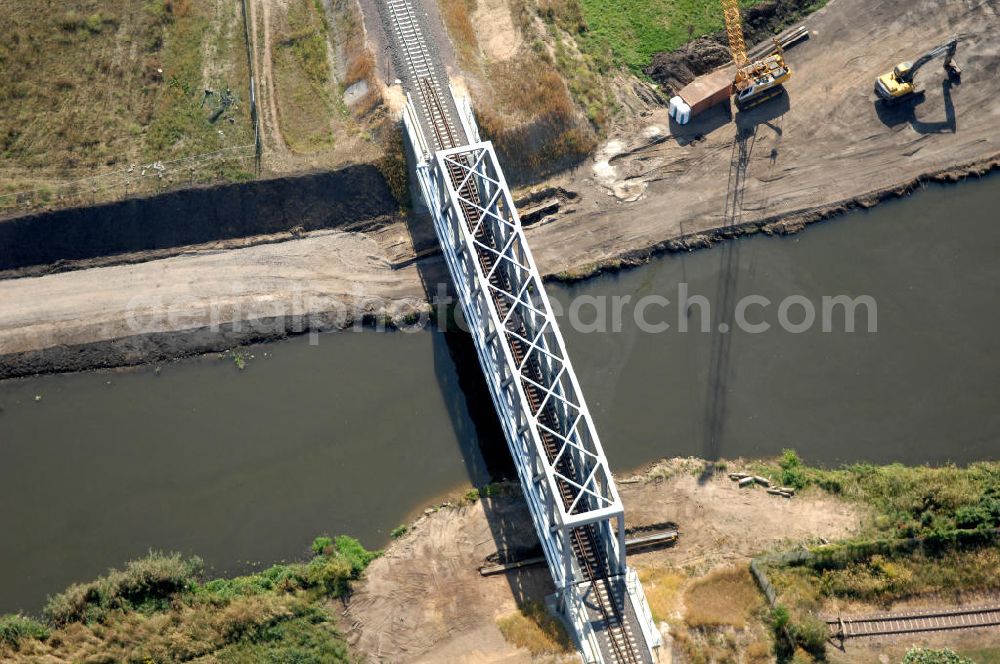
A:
721 0 792 109
875 38 961 104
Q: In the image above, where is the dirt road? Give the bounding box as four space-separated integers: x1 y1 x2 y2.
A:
526 0 1000 277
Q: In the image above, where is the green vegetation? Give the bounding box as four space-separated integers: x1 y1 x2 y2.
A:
748 452 1000 662
571 0 756 71
904 648 975 664
572 0 830 72
390 525 408 539
767 535 1000 607
231 349 249 370
0 615 48 651
753 450 1000 539
272 0 337 151
0 535 379 662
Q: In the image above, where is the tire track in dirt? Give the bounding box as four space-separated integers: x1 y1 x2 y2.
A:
249 0 288 156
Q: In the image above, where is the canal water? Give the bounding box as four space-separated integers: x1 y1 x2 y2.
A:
2 175 998 614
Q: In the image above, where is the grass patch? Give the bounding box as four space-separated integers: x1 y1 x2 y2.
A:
272 0 336 151
375 120 410 207
955 648 1000 664
751 451 1000 539
637 567 684 624
573 0 764 71
475 56 596 184
1 535 378 662
496 601 573 655
439 0 480 70
0 615 48 651
768 540 1000 608
684 566 762 629
0 0 253 212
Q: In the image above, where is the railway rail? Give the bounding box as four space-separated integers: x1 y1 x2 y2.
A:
420 66 644 664
829 606 1000 640
382 1 651 660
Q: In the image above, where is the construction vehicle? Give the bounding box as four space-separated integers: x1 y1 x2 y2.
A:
875 38 961 104
721 0 792 110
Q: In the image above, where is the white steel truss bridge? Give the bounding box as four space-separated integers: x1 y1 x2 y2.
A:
381 1 661 661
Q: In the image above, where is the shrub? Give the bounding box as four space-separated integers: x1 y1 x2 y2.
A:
779 449 809 490
214 595 291 643
770 604 790 632
58 11 84 31
792 613 827 658
331 535 379 577
85 13 104 34
311 536 333 556
44 552 203 625
903 648 974 664
465 489 481 503
390 525 408 539
0 614 48 650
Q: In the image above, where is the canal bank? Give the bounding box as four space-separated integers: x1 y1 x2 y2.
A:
1 175 998 615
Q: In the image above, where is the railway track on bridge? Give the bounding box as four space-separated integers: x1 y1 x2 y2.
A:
829 606 1000 640
423 74 645 664
383 1 649 660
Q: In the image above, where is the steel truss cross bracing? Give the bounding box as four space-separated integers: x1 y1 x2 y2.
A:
381 0 658 656
403 101 661 662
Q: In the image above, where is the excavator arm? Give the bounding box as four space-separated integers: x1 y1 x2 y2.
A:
876 37 961 102
902 38 959 83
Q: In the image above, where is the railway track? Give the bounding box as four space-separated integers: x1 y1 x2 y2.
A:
829 606 1000 640
384 0 463 150
395 26 643 664
383 2 647 660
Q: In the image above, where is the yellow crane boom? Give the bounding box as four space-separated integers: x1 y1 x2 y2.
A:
718 0 791 108
721 0 748 69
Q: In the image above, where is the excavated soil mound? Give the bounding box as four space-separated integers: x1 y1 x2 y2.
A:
645 36 732 95
645 0 822 95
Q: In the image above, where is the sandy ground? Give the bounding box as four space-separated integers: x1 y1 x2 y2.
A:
346 459 860 663
2 0 999 374
525 0 1000 277
0 230 427 376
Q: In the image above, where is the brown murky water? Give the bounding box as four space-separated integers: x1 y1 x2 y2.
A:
1 176 998 614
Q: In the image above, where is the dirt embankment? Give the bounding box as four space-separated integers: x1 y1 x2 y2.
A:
0 165 398 278
0 229 429 380
2 0 1000 378
347 458 861 663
